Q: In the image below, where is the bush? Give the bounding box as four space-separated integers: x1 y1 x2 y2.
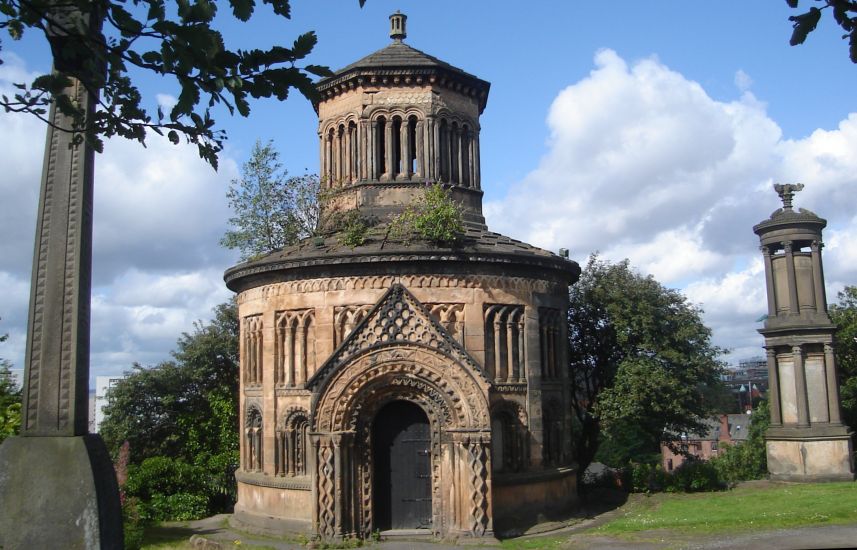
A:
140 492 210 522
665 459 723 492
626 462 668 493
391 184 463 245
125 456 212 521
121 497 146 550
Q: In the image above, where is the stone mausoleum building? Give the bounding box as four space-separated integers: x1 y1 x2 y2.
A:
224 13 580 539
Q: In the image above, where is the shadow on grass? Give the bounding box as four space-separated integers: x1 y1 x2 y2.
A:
494 487 629 541
141 523 220 549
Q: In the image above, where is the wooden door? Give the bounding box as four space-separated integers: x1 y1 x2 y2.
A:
372 400 432 530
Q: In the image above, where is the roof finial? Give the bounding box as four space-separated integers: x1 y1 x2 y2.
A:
389 11 407 42
773 182 804 211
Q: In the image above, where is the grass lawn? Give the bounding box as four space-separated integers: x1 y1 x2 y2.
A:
597 481 857 535
500 481 857 549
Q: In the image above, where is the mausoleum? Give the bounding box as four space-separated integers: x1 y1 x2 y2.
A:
224 13 580 539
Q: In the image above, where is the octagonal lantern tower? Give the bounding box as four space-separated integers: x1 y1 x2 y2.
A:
224 13 580 540
754 183 855 481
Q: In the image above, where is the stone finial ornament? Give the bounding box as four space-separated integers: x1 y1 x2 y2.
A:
389 11 407 41
773 182 804 210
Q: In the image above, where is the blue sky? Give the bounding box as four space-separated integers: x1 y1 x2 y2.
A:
2 1 857 383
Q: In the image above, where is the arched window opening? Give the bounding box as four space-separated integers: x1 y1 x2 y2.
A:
461 126 471 187
348 121 358 184
245 407 263 472
451 122 460 184
337 124 346 186
376 116 387 178
439 119 449 182
407 115 418 176
391 116 403 179
291 416 309 476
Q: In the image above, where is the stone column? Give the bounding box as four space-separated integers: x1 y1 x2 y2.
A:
766 348 782 425
811 240 827 314
401 120 412 179
343 125 352 184
0 72 122 547
783 241 800 315
415 119 425 178
384 122 394 181
824 343 843 425
369 120 378 180
761 246 777 316
473 134 481 190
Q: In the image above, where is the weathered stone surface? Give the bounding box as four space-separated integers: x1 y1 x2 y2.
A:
755 184 855 481
766 438 855 482
0 435 123 549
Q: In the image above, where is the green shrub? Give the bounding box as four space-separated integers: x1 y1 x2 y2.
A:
337 210 372 248
626 462 667 493
665 459 723 492
390 184 464 245
140 492 210 522
122 496 146 550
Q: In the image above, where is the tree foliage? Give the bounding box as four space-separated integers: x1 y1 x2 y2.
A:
786 0 857 63
0 0 365 167
829 285 857 430
568 256 726 481
0 319 21 444
99 300 239 515
221 139 323 259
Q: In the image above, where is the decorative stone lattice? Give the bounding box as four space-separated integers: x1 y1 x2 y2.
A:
464 437 491 536
309 284 491 397
316 441 336 537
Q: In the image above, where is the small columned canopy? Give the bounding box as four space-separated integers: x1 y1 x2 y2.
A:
315 12 489 192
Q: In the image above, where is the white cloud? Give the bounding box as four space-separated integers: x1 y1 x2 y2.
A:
486 49 857 363
0 56 241 382
734 69 753 92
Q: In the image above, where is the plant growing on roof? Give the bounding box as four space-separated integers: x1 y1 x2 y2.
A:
389 183 464 246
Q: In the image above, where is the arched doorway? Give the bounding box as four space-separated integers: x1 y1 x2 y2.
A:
372 400 432 530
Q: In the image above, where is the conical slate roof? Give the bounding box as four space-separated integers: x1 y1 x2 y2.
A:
315 37 490 112
331 40 482 81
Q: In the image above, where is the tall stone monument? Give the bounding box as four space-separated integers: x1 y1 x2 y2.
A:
0 6 123 548
754 183 855 481
224 13 580 539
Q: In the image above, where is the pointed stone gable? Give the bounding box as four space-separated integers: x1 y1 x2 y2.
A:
307 283 490 391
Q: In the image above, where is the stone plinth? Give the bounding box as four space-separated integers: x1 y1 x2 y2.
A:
0 435 123 549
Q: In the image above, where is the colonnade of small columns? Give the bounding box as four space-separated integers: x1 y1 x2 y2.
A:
320 113 481 189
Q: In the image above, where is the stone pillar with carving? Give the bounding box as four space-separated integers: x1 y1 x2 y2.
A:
0 10 123 544
753 183 854 481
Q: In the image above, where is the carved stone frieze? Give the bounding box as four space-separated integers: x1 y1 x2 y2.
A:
237 274 563 304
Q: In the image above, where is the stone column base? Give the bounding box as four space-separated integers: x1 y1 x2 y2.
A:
0 434 123 549
766 426 855 482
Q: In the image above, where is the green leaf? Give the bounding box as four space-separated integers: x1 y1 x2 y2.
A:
789 7 822 46
291 31 317 60
304 64 334 78
786 0 798 8
229 0 254 21
168 130 180 144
